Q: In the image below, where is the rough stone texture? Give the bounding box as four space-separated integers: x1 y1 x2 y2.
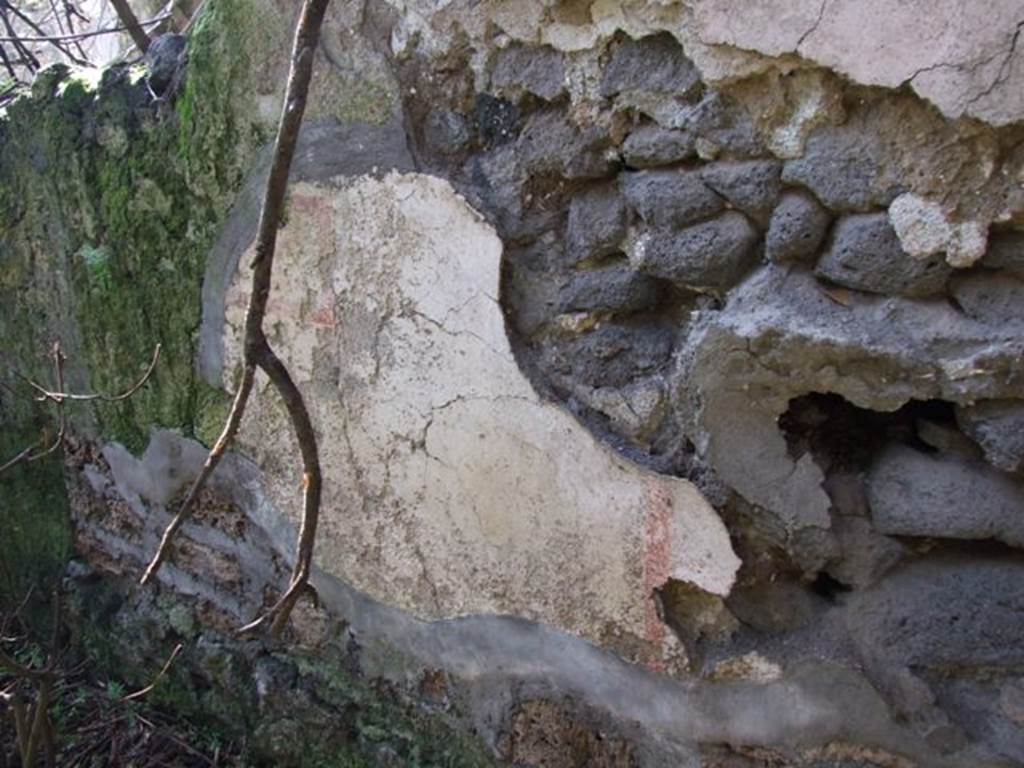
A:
675 264 1024 570
816 214 952 297
765 191 831 263
558 265 664 316
490 43 566 102
781 123 904 213
846 556 1024 763
690 0 1024 127
620 169 723 229
956 400 1024 474
699 160 782 226
949 271 1024 327
983 230 1024 273
867 444 1024 546
600 32 703 103
888 193 989 268
566 184 628 264
629 213 760 291
621 124 694 168
206 172 739 668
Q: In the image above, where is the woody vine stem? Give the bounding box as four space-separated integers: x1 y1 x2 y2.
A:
140 0 331 638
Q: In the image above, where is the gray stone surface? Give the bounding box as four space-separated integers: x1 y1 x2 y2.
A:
949 272 1024 327
548 325 675 388
866 443 1024 547
566 185 627 264
700 160 782 226
558 265 664 315
673 264 1024 568
983 230 1024 274
518 108 617 179
782 123 903 212
956 400 1024 474
631 213 760 291
815 214 951 297
490 43 566 102
621 124 694 168
423 109 471 155
845 555 1024 760
765 191 831 263
600 32 702 100
678 92 765 158
620 169 723 229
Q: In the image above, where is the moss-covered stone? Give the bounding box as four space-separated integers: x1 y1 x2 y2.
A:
0 0 278 603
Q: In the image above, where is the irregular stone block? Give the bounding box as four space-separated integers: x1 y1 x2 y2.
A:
580 377 667 442
549 324 675 388
983 230 1024 274
566 185 627 263
678 91 765 158
600 32 702 100
766 191 831 263
518 108 617 179
782 124 902 212
423 109 471 156
956 400 1024 474
620 169 723 229
700 160 782 226
490 43 566 102
867 444 1024 546
558 265 663 315
474 93 519 147
950 272 1024 327
815 213 951 297
630 212 760 291
621 124 695 168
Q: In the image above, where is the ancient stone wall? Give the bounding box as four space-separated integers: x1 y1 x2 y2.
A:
3 1 1024 765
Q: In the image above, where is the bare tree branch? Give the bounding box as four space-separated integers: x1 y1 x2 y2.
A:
107 0 149 53
141 0 331 639
0 13 170 44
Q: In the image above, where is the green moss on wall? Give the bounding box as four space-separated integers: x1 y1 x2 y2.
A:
0 1 281 603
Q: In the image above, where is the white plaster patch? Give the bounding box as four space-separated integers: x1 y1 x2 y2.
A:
888 193 989 268
219 173 739 667
690 0 1024 126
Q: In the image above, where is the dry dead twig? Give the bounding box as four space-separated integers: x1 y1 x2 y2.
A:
0 341 160 478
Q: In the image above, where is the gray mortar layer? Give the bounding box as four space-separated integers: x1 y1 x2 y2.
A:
180 120 974 767
105 427 968 768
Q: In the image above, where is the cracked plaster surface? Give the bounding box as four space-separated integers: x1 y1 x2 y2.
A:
690 0 1024 126
211 172 739 668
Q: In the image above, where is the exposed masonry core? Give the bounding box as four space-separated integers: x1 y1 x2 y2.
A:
3 0 1024 766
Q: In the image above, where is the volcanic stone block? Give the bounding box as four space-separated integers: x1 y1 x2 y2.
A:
630 212 760 291
956 400 1024 474
949 272 1024 327
867 444 1024 546
815 213 951 297
558 265 664 315
620 169 723 228
600 32 702 100
766 191 831 263
566 185 627 264
490 43 566 102
700 160 782 225
621 124 695 168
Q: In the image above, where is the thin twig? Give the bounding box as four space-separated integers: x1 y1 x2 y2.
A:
0 12 170 44
140 0 330 640
22 343 161 404
122 643 181 701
